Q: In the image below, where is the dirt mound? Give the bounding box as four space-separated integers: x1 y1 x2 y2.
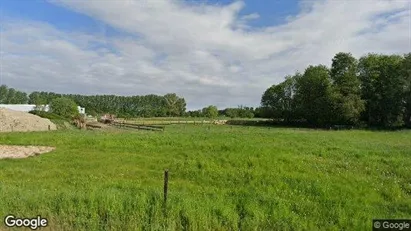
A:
0 108 57 132
0 145 55 159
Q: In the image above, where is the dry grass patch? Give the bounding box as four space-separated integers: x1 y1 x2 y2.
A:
0 145 55 159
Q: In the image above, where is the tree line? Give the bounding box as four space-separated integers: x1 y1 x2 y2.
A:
261 52 411 128
0 86 187 118
187 105 258 118
0 84 261 119
0 85 29 104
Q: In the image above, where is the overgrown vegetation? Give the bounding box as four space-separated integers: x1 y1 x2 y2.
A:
0 126 410 230
49 97 79 119
29 110 66 120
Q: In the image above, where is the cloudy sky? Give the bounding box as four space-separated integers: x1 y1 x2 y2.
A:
0 0 410 110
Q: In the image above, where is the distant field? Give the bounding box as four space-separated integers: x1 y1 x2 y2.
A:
0 125 410 230
119 117 269 121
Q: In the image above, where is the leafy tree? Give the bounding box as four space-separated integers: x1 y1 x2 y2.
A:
295 65 334 126
0 85 8 103
6 88 16 104
49 97 79 118
164 93 186 116
254 107 270 118
187 110 203 117
330 52 364 125
14 91 28 104
221 106 255 118
401 53 411 127
359 54 405 127
202 105 218 118
225 108 238 118
261 73 300 122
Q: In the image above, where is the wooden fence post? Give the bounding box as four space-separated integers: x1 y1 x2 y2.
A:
164 169 169 205
48 125 51 131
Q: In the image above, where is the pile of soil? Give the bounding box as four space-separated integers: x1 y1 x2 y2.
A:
0 145 55 159
0 108 57 132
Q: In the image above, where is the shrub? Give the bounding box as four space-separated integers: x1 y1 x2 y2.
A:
49 97 79 119
29 110 66 120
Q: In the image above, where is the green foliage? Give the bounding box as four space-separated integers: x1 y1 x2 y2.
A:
0 85 29 104
330 52 364 125
29 110 66 120
225 108 238 118
261 52 410 128
0 127 410 230
262 74 300 121
359 54 405 127
87 109 98 117
222 106 255 119
202 105 218 118
295 65 334 126
27 91 186 118
163 93 186 117
401 53 411 127
49 97 79 119
186 110 203 117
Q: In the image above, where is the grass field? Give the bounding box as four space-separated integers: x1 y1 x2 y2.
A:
0 125 410 230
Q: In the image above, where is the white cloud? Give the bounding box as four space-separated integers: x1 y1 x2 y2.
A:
1 0 410 110
241 13 260 21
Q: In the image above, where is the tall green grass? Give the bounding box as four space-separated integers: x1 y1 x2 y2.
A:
0 126 410 230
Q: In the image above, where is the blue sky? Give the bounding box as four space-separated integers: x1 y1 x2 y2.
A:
0 0 409 110
2 0 300 36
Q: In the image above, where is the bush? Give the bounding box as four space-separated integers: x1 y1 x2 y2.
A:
202 105 218 119
29 110 66 120
49 97 79 119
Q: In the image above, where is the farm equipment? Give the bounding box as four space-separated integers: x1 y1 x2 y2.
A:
99 114 116 124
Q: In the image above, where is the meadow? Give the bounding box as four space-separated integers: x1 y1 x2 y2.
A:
0 125 410 230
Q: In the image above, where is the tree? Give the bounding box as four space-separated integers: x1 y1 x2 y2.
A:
295 65 334 126
14 91 28 104
202 105 218 118
49 97 79 118
261 73 300 122
225 108 238 118
6 88 16 104
401 53 411 127
359 54 405 127
164 93 186 116
187 110 203 117
0 85 8 103
330 52 364 125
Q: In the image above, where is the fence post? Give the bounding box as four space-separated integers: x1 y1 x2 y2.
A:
48 125 51 131
164 169 169 205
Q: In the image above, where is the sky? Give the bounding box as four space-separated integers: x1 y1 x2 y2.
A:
0 0 410 110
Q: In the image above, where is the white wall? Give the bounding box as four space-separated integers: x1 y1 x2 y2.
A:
0 104 85 114
0 104 45 112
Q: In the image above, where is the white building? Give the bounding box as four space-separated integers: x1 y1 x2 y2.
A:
0 104 85 114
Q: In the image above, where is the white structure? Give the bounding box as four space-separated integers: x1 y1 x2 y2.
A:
0 104 85 114
77 106 85 114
